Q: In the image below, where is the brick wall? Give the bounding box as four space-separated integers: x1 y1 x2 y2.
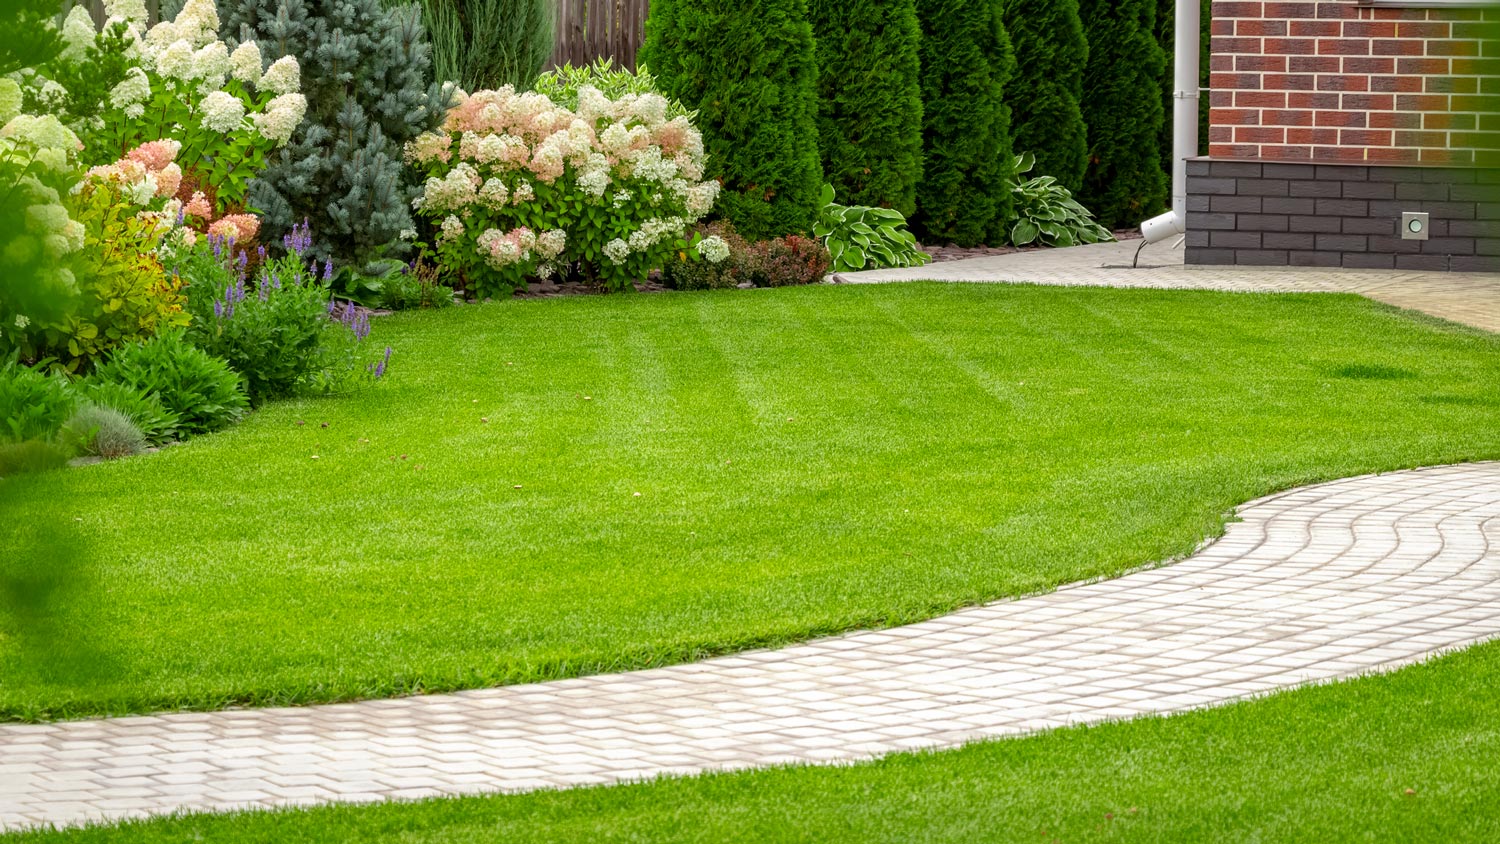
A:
1209 1 1500 165
1185 158 1500 270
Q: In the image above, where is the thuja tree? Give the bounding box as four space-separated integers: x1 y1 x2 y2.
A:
223 0 452 274
808 0 923 216
640 0 823 239
912 0 1015 247
1079 0 1167 230
1002 0 1087 194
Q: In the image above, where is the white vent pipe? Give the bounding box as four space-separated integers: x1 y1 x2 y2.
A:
1140 0 1201 244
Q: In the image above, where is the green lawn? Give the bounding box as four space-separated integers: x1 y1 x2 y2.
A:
2 283 1499 720
12 638 1500 842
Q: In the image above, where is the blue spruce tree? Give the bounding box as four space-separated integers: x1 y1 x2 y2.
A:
222 0 453 276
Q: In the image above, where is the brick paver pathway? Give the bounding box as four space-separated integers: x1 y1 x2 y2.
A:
837 240 1500 332
4 463 1499 831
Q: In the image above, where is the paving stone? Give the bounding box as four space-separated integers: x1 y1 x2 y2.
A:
2 464 1498 832
834 239 1500 333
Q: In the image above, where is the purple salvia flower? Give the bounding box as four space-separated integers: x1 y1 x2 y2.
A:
327 299 337 315
213 300 223 319
374 346 392 378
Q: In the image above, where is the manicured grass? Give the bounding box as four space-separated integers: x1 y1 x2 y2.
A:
11 639 1500 842
2 283 1498 720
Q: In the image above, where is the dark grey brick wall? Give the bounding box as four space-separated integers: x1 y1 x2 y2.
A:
1184 159 1500 272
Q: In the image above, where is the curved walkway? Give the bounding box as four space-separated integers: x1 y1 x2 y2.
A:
4 463 1500 830
836 239 1500 332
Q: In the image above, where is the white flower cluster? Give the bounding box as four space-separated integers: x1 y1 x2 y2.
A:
697 235 730 264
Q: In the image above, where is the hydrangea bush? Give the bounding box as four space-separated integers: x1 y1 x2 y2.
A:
406 82 723 295
35 0 306 210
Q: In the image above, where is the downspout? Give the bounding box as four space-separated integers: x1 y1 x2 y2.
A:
1140 0 1201 244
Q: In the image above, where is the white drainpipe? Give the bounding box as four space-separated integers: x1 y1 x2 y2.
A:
1140 0 1201 244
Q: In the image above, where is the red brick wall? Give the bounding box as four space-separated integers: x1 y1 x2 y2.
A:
1208 1 1500 164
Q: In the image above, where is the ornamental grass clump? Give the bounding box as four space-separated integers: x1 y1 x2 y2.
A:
60 405 147 460
406 83 723 296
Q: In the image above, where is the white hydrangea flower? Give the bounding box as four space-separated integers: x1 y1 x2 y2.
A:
192 41 230 91
59 6 98 62
170 0 220 47
478 178 509 209
259 56 300 95
230 41 263 85
438 215 464 243
603 238 630 265
13 314 28 330
198 90 245 133
250 92 306 144
156 39 196 80
697 235 730 264
108 68 152 119
103 0 149 25
537 229 567 259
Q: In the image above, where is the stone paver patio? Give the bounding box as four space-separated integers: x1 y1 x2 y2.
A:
3 463 1498 831
837 240 1500 332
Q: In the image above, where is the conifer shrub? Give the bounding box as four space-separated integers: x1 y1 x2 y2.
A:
640 0 824 240
1079 0 1168 230
222 0 454 276
1002 0 1088 193
808 0 923 216
912 0 1016 247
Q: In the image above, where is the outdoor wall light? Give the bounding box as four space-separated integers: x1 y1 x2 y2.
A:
1401 212 1430 241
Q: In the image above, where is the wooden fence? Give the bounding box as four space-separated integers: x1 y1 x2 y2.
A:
71 0 650 74
547 0 649 71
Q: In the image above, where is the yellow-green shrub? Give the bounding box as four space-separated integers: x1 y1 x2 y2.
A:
20 183 189 371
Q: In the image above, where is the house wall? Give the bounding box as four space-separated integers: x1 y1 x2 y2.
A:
1207 1 1500 165
1189 1 1500 270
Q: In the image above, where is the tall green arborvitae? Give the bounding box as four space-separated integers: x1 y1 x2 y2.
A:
808 0 923 216
1002 0 1087 193
913 0 1015 247
223 0 452 273
640 0 823 239
1079 0 1167 230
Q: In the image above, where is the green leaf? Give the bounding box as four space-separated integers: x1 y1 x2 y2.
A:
1011 219 1040 246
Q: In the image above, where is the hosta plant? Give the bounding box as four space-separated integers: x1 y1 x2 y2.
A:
814 184 930 273
405 79 721 296
1005 152 1114 248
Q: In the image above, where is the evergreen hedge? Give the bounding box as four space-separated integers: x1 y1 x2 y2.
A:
808 0 924 217
1002 0 1088 194
1079 0 1168 230
912 0 1015 247
640 0 824 240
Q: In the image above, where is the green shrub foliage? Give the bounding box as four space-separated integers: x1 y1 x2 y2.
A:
223 0 453 274
1002 0 1088 193
912 0 1016 247
89 331 249 438
808 0 923 216
1079 0 1168 229
74 380 181 445
640 0 824 239
0 361 74 444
